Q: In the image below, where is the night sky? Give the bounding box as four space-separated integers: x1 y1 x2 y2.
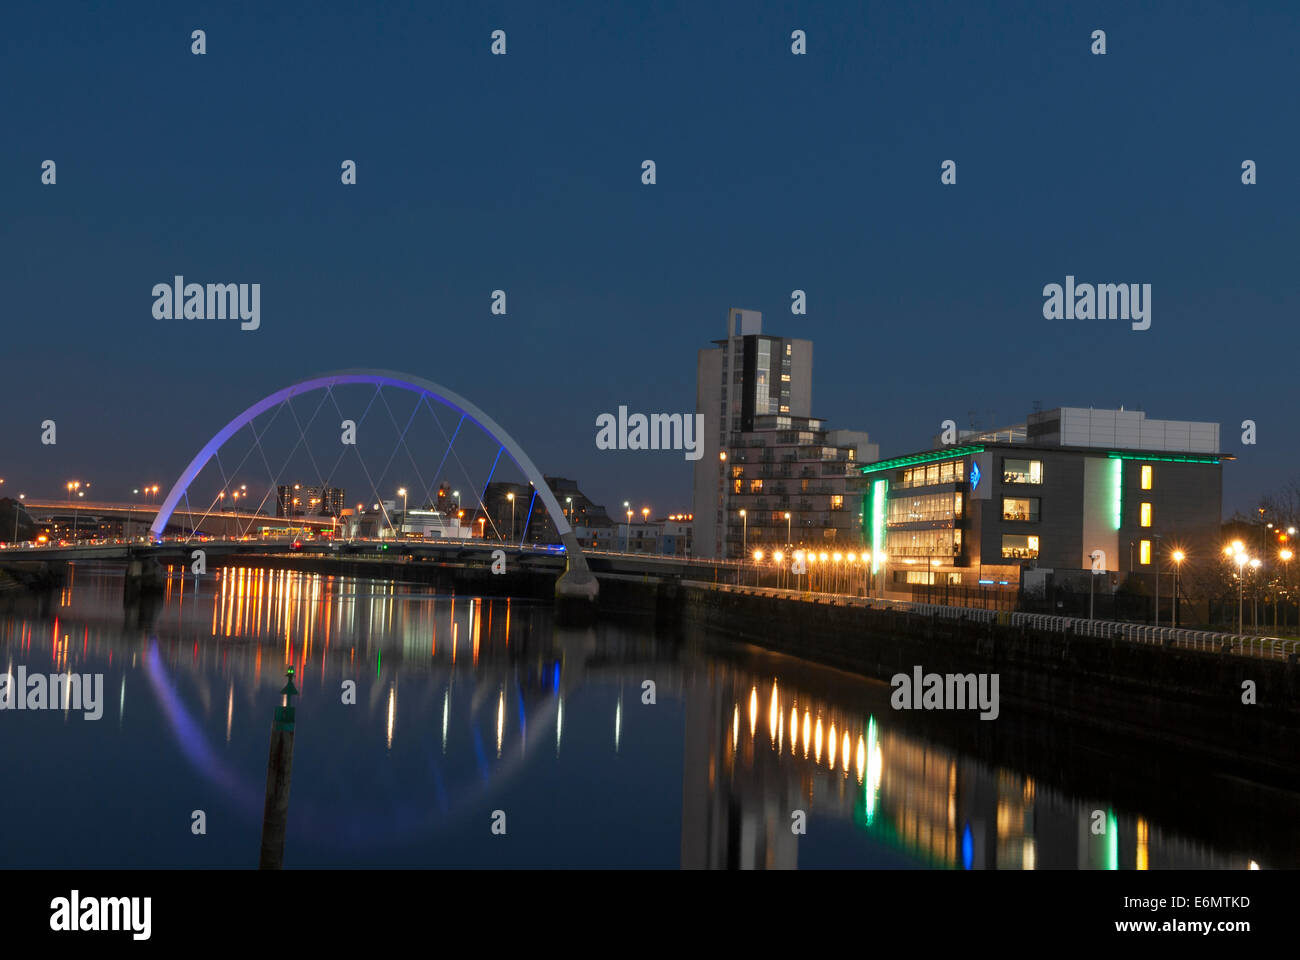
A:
3 0 1296 518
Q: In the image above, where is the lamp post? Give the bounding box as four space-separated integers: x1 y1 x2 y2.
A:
13 493 24 543
565 496 573 525
398 488 408 539
1250 557 1262 632
1235 549 1247 635
784 511 791 548
1153 534 1162 627
507 491 516 544
739 509 747 558
1282 548 1294 632
1171 550 1185 628
454 490 461 513
625 508 633 552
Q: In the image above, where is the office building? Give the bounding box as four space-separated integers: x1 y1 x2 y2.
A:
862 406 1227 604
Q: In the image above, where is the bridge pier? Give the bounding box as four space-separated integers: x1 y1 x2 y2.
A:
555 531 599 625
124 554 167 601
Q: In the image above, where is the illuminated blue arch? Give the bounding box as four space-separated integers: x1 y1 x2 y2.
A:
149 369 587 575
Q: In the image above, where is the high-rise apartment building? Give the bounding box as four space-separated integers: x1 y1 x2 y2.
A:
692 308 878 558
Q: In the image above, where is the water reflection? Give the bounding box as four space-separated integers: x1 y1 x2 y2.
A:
0 563 1290 869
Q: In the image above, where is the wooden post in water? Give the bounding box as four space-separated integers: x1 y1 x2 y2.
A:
258 666 299 869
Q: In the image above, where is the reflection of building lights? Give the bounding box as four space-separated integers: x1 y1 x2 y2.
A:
748 686 758 738
1106 810 1119 870
496 688 504 757
615 696 622 753
386 685 396 750
442 689 449 754
732 704 739 750
768 681 778 744
814 717 824 763
802 710 811 757
1136 818 1149 871
827 722 837 768
842 732 851 773
864 716 882 824
855 735 866 784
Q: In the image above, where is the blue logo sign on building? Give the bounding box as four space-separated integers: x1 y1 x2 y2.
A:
969 462 981 492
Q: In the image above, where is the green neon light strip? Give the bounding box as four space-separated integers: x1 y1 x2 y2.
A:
860 445 984 475
1112 457 1122 531
1106 452 1220 464
871 479 888 573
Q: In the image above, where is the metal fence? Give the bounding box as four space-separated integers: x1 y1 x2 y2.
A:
691 581 1300 661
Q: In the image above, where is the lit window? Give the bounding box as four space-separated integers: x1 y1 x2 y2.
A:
1002 497 1040 522
1141 465 1153 490
1139 540 1151 564
830 495 844 510
749 479 763 493
1001 534 1039 559
1140 503 1152 527
1003 459 1044 484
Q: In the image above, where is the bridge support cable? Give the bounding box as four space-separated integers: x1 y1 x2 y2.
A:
476 446 506 542
418 405 465 512
520 488 538 547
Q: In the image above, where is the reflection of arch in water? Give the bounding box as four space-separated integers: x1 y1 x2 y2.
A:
142 636 559 858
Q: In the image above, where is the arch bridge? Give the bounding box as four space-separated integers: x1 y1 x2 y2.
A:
146 369 598 614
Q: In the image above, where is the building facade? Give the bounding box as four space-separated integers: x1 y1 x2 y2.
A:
692 308 878 558
862 407 1227 603
277 483 345 517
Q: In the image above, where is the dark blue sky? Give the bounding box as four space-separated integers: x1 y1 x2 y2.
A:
3 0 1296 518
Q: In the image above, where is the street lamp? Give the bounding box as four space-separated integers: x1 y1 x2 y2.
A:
507 491 516 543
753 549 763 586
739 509 747 558
625 508 633 552
566 496 573 525
454 490 461 513
398 488 408 538
784 511 791 547
1171 550 1185 628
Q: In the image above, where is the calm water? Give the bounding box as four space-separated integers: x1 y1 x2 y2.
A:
0 563 1290 869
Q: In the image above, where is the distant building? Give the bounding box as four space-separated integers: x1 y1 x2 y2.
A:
691 308 879 558
277 484 344 517
863 406 1228 605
